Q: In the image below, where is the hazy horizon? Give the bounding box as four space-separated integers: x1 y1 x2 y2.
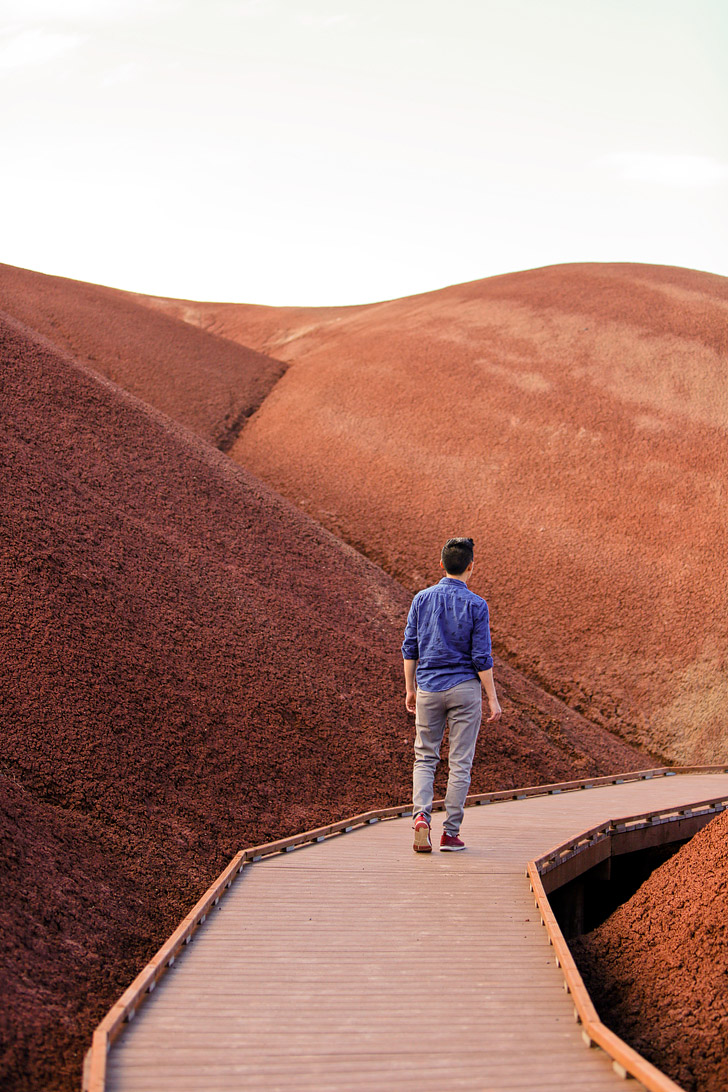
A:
1 0 726 306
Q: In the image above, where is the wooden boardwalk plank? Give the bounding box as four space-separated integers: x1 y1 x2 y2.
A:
106 772 728 1092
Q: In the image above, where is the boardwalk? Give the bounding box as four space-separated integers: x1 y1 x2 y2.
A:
106 772 728 1091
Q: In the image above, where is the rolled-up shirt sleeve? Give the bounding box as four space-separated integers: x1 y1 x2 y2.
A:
470 601 493 672
401 599 420 660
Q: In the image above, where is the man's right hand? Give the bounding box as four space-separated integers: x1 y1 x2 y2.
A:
405 689 417 714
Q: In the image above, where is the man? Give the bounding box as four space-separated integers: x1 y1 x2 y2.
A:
402 537 501 853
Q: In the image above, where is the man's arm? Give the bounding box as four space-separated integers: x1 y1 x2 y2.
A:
402 598 420 714
471 602 501 721
478 667 502 722
404 659 417 714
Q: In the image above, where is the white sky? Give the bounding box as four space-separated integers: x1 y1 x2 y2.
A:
1 0 726 305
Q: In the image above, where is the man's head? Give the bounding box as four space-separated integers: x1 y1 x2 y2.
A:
441 537 474 576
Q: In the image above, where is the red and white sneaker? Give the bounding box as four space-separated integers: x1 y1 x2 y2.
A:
412 813 432 853
440 831 466 851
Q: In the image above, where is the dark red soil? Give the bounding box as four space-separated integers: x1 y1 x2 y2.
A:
143 263 728 767
0 298 646 1092
0 778 186 1092
0 262 286 449
571 809 728 1092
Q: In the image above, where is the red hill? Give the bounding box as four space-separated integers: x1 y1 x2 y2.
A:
1 305 644 1092
0 262 285 449
139 263 728 765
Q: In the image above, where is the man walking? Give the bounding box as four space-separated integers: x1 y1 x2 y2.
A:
402 537 501 853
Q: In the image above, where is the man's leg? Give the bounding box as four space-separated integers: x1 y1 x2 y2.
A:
443 679 482 835
412 687 448 825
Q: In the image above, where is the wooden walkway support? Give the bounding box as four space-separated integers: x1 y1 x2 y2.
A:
89 769 728 1092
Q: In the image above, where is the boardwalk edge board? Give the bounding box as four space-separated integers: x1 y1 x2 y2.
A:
526 794 728 1091
81 764 728 1091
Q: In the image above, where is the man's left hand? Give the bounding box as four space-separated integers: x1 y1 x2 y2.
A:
485 698 502 722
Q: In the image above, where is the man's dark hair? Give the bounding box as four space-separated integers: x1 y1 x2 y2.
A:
441 537 474 575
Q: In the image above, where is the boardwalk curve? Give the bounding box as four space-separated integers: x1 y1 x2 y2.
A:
87 769 728 1092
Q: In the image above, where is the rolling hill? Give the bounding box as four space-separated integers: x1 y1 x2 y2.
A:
138 263 728 765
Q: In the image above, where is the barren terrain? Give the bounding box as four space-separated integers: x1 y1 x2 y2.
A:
1 283 649 1091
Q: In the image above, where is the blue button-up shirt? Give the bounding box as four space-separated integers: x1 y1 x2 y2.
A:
401 577 493 692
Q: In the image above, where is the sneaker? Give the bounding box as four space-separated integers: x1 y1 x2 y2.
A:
412 813 432 853
440 831 466 851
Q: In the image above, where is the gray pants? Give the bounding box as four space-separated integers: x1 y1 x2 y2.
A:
412 679 482 835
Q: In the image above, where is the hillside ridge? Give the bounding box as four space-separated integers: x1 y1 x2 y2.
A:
0 262 288 450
